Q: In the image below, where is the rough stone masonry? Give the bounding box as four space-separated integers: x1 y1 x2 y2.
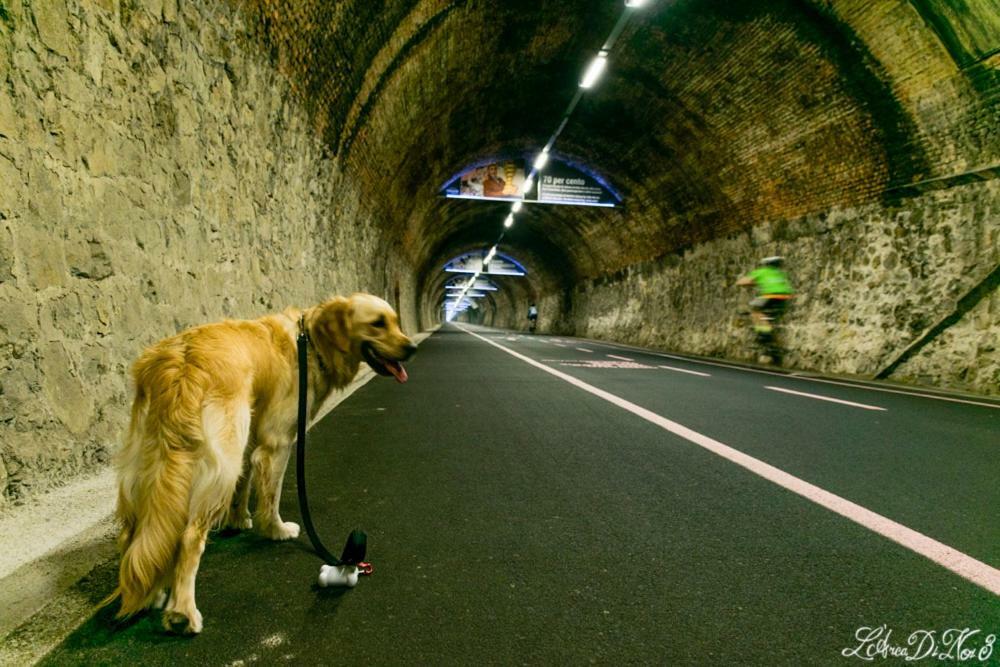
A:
0 0 416 509
0 0 997 510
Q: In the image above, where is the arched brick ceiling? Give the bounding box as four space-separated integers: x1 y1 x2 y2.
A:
236 0 967 312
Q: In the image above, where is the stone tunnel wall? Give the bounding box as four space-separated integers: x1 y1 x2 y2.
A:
0 0 416 509
530 0 1000 397
560 178 999 395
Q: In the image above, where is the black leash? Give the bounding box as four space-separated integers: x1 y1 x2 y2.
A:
295 319 368 568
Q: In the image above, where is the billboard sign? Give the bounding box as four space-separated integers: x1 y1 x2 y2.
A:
537 161 617 207
444 252 526 276
443 157 617 208
445 276 499 291
447 159 527 201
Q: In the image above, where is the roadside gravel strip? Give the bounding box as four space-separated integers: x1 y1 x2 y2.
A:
0 329 434 666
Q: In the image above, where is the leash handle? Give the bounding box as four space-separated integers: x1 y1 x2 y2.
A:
295 329 368 567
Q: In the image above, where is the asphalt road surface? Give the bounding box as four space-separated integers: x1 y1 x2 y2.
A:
42 325 1000 665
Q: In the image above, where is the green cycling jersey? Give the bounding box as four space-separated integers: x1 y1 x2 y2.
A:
746 266 794 296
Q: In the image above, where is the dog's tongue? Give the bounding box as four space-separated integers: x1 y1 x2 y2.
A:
386 360 408 384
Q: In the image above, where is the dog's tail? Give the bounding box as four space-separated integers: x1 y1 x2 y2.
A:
103 351 205 617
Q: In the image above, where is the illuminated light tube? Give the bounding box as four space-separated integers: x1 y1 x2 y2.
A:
504 214 514 228
522 178 534 193
484 246 496 263
512 201 523 213
580 51 608 89
533 152 549 171
625 0 647 7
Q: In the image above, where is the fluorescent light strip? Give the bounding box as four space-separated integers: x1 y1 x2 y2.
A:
449 6 640 319
580 51 608 89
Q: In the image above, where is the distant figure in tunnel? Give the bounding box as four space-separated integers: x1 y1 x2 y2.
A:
483 163 506 198
527 303 538 332
736 256 794 333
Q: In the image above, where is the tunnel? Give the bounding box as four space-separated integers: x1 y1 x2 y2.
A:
1 0 998 662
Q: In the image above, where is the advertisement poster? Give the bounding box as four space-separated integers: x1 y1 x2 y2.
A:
445 277 499 291
537 161 616 206
444 253 526 276
456 159 527 200
443 157 617 208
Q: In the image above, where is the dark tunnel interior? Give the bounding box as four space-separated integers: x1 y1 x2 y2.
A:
0 0 997 508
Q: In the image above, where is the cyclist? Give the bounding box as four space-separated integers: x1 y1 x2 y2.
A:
736 256 794 334
527 303 538 332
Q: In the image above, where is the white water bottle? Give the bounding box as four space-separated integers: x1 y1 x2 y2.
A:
318 564 359 588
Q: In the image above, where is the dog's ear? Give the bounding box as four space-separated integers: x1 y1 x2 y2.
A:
315 297 353 353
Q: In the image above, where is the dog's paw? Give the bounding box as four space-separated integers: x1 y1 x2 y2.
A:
260 520 300 541
163 607 202 636
223 514 253 532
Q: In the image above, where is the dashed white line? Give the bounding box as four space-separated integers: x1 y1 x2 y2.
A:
659 365 711 377
575 347 593 353
606 354 634 362
766 386 886 411
457 324 1000 597
580 339 999 410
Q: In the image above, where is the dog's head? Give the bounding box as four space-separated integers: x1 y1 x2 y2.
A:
311 293 415 383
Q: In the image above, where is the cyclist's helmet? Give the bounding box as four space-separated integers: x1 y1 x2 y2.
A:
760 256 784 267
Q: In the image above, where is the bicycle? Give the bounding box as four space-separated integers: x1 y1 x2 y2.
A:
739 306 786 366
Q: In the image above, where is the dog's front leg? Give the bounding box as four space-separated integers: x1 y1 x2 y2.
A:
251 438 299 540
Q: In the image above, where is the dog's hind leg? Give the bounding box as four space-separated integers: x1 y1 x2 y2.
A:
251 437 299 541
163 400 249 634
163 520 208 635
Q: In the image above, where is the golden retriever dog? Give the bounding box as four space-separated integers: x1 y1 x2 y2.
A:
106 293 414 634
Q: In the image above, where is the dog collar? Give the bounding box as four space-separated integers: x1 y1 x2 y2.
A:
298 314 331 377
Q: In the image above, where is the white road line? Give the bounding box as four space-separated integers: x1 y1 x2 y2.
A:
780 375 999 410
576 347 593 353
659 365 711 378
607 354 634 362
456 324 1000 597
766 386 886 411
554 343 567 348
578 339 999 410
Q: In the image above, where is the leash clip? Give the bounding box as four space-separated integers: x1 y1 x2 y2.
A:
357 562 374 576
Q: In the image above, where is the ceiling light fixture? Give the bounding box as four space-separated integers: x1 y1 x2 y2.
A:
445 3 643 322
580 51 608 89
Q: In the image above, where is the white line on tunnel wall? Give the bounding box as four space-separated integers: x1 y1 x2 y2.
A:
455 324 1000 597
765 386 885 411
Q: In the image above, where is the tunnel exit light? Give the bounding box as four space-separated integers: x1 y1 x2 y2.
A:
580 51 608 89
